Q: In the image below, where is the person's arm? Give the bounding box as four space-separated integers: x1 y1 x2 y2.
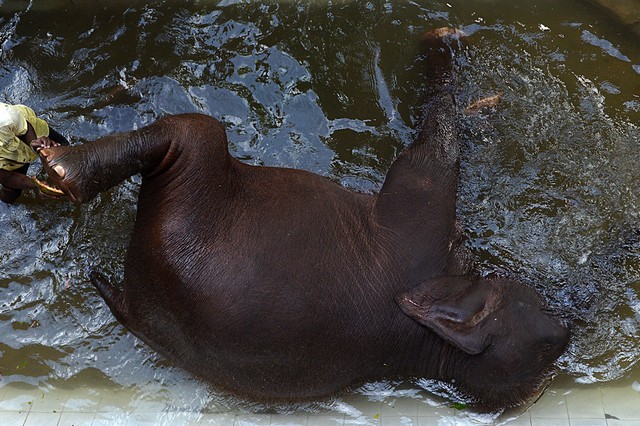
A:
0 169 35 190
0 186 22 204
0 168 36 204
1 121 66 203
18 122 37 145
0 168 66 203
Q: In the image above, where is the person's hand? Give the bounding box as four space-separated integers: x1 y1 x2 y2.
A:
30 136 60 153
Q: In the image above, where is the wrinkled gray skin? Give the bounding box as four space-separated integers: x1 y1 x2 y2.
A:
38 29 569 412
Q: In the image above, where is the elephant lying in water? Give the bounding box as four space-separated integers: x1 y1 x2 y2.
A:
37 29 569 411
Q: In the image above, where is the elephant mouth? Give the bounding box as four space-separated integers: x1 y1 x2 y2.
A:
492 373 554 419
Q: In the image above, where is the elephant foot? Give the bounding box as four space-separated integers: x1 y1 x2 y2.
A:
419 27 467 85
39 146 96 203
90 271 129 323
421 27 467 48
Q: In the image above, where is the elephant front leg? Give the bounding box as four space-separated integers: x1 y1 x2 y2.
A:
412 27 466 170
373 28 466 256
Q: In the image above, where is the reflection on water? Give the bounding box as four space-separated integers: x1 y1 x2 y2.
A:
1 0 639 415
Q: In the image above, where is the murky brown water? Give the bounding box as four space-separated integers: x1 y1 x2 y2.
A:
1 0 639 413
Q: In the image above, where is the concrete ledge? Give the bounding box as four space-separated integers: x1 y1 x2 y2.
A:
584 0 640 37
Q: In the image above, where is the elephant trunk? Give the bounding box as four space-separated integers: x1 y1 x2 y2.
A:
393 326 471 388
407 333 561 412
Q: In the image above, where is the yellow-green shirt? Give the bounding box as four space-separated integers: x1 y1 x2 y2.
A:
0 102 50 171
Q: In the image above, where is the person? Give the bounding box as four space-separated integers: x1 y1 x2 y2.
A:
0 102 69 203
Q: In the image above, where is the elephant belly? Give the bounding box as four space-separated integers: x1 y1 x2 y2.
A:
115 180 407 399
118 251 395 400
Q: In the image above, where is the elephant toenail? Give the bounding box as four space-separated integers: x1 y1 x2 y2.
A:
53 165 66 178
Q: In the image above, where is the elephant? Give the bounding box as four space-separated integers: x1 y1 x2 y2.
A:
37 28 569 412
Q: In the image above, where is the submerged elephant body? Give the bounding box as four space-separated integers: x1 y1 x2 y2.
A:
40 30 569 411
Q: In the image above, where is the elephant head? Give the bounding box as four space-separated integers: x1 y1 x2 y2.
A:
397 275 569 410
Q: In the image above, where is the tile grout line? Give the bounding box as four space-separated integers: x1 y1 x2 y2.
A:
3 381 640 424
562 389 570 424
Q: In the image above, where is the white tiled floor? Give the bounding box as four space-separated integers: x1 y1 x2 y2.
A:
0 375 639 425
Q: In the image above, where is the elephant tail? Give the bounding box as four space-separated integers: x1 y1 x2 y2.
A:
90 271 129 324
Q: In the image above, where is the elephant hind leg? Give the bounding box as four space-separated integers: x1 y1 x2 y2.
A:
90 271 129 323
374 28 464 241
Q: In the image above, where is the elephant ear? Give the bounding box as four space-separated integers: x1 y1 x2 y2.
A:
395 276 503 355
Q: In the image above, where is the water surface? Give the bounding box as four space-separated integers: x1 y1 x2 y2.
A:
1 0 639 416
